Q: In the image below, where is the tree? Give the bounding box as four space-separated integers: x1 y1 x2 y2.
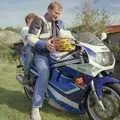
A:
71 0 109 36
81 9 109 34
4 26 21 33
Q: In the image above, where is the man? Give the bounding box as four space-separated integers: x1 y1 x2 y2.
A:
28 1 64 120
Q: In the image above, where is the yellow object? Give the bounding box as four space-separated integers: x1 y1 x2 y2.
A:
55 38 75 52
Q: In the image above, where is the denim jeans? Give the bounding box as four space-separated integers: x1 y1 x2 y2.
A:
32 54 50 108
21 45 33 75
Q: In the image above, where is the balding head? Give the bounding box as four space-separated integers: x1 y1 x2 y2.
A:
48 1 63 11
47 1 63 21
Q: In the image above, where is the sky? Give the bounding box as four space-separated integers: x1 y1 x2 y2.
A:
0 0 120 28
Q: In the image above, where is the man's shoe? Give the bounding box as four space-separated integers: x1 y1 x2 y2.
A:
31 108 41 120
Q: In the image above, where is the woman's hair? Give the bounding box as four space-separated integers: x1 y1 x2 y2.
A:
25 13 38 24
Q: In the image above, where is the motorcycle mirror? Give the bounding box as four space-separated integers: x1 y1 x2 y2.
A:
100 32 107 41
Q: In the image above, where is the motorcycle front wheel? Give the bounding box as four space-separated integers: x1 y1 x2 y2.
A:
87 85 120 120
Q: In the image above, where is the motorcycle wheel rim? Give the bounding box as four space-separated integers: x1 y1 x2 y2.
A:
87 86 120 120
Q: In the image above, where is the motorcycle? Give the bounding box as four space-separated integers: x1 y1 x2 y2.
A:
16 32 120 120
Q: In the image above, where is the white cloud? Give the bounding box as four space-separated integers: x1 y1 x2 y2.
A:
109 14 120 25
0 0 120 27
110 3 120 7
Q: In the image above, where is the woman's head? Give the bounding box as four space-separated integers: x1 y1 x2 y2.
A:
25 13 38 27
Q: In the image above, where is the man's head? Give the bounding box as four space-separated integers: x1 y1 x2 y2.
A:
47 1 63 21
25 13 38 27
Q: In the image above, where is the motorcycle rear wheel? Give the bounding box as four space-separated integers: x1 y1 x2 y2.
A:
24 85 33 100
87 85 120 120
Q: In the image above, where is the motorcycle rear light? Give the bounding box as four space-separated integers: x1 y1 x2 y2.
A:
73 76 86 88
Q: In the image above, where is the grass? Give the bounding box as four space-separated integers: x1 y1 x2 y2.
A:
0 63 89 120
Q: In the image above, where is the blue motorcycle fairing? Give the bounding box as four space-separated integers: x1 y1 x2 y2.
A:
84 46 96 57
94 76 120 98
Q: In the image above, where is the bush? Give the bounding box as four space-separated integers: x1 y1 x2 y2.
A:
4 26 21 34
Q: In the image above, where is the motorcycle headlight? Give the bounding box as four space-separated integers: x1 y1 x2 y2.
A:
95 52 114 66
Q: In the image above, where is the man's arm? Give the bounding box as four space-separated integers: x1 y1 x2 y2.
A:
28 17 46 49
28 17 55 52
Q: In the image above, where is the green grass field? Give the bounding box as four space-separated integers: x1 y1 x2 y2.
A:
0 63 89 120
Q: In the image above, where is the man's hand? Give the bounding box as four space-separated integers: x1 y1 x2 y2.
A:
46 37 57 52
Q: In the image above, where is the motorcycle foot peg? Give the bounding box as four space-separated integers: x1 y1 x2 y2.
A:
17 64 23 68
16 74 24 85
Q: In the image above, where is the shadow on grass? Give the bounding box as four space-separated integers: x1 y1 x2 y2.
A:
0 87 89 120
43 102 89 120
0 87 31 113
